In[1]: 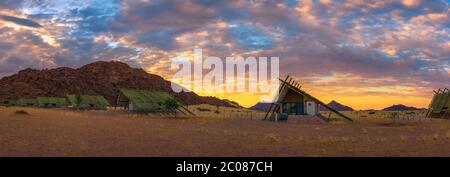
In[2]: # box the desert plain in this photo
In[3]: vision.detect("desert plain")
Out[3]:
[0,105,449,157]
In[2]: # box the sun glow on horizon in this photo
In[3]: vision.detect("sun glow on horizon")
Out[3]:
[0,0,447,110]
[200,90,432,110]
[163,72,433,110]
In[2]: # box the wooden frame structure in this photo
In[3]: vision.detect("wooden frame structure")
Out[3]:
[264,76,353,122]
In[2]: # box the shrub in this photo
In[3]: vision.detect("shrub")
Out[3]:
[196,107,211,112]
[15,110,29,115]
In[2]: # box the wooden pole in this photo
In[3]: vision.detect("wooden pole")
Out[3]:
[264,75,290,120]
[426,89,441,118]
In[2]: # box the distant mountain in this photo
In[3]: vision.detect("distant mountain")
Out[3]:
[249,102,272,112]
[0,61,239,107]
[382,104,420,111]
[363,109,378,111]
[320,100,355,111]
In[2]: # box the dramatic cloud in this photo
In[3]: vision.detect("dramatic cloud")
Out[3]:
[0,0,448,109]
[0,15,41,27]
[0,0,23,9]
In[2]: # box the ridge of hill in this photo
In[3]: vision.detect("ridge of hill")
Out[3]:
[0,61,240,107]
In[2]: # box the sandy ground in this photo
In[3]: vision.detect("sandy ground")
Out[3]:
[1,106,450,157]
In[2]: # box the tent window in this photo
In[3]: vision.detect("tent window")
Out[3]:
[282,103,297,115]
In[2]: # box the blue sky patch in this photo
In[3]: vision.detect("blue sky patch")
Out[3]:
[229,24,275,51]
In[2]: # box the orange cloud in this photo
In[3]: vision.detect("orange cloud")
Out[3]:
[427,13,448,22]
[402,0,421,8]
[296,0,319,26]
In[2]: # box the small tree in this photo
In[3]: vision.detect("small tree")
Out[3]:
[164,98,180,117]
[75,94,82,109]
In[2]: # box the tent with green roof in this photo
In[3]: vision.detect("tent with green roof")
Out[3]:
[117,88,194,115]
[0,99,16,107]
[17,99,38,107]
[36,97,66,108]
[427,88,449,119]
[67,95,109,110]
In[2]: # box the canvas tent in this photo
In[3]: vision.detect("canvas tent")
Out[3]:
[427,88,449,119]
[265,76,353,122]
[0,99,16,107]
[36,97,66,108]
[67,95,109,110]
[17,99,38,107]
[117,88,194,115]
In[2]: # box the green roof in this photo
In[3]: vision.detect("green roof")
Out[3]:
[439,92,449,111]
[67,95,109,109]
[36,97,66,107]
[0,99,16,106]
[431,93,443,113]
[119,88,180,112]
[447,95,450,107]
[429,89,450,115]
[433,92,449,113]
[17,99,38,107]
[429,93,439,108]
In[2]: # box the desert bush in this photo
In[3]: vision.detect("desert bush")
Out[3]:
[196,107,211,112]
[432,134,439,141]
[265,133,280,142]
[15,110,29,115]
[362,128,368,134]
[222,129,233,136]
[400,135,408,142]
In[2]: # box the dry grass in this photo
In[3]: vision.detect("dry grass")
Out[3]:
[0,106,449,157]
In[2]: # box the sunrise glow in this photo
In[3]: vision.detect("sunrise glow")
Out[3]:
[0,0,448,110]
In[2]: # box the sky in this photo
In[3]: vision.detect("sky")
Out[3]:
[0,0,449,109]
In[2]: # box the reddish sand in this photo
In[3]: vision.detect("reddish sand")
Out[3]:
[1,107,450,157]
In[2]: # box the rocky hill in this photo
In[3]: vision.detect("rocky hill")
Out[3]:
[382,104,419,111]
[319,100,355,111]
[249,102,272,112]
[0,61,239,107]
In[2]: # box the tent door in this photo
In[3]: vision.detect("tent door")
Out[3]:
[296,103,304,115]
[282,103,305,115]
[306,101,318,115]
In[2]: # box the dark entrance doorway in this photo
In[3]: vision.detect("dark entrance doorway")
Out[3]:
[282,102,305,115]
